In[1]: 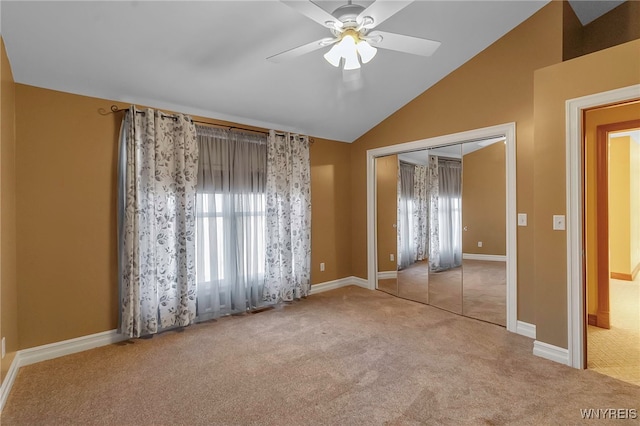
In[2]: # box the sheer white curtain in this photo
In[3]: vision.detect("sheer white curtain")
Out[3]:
[398,162,428,269]
[119,107,198,337]
[195,126,267,320]
[264,131,311,302]
[398,162,415,270]
[430,158,462,271]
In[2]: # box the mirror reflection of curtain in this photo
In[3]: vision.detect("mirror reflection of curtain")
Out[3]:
[429,157,462,272]
[413,165,428,261]
[398,162,415,270]
[398,161,429,270]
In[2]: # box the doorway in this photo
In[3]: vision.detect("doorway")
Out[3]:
[566,84,640,370]
[584,108,640,386]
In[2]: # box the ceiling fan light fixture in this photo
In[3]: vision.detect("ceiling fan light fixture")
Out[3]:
[339,35,361,70]
[343,52,361,70]
[323,32,367,70]
[356,40,377,64]
[323,43,342,67]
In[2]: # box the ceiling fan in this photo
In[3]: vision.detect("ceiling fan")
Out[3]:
[268,0,441,70]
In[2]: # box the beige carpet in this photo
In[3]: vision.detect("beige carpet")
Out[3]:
[588,277,640,386]
[2,286,638,425]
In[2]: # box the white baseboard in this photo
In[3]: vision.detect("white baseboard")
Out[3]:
[0,329,127,411]
[1,276,367,410]
[18,330,127,367]
[377,270,397,280]
[350,276,370,289]
[0,355,20,412]
[462,253,507,262]
[310,276,371,295]
[516,321,536,339]
[1,277,372,411]
[533,340,569,366]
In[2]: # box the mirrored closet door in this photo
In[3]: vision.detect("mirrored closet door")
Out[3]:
[396,152,434,306]
[374,139,507,326]
[423,145,464,314]
[461,140,507,326]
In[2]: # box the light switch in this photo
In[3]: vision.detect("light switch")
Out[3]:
[390,254,395,262]
[320,262,325,272]
[518,213,527,226]
[553,215,565,231]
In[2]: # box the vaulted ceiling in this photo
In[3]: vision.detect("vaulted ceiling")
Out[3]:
[2,0,611,142]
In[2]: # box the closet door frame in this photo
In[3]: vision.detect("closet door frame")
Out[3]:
[366,122,518,334]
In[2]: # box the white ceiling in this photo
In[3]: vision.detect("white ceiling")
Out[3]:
[1,1,552,142]
[567,0,625,25]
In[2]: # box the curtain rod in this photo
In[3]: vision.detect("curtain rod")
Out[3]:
[106,105,314,143]
[108,105,270,135]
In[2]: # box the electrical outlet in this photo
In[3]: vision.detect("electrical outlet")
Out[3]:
[477,241,483,248]
[2,337,5,359]
[390,254,394,262]
[320,262,325,272]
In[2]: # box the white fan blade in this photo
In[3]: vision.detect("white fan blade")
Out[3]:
[281,1,343,30]
[367,31,441,57]
[357,1,413,29]
[267,38,337,63]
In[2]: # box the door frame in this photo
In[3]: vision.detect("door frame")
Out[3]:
[593,119,640,330]
[366,122,518,333]
[565,84,640,369]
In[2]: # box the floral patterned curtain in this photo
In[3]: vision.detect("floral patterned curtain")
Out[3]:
[413,164,429,261]
[264,131,311,302]
[119,106,198,337]
[427,155,441,271]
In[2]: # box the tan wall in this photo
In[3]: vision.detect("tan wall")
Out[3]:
[583,103,640,315]
[310,138,352,284]
[375,155,398,272]
[15,85,122,348]
[462,143,506,255]
[1,37,19,382]
[533,39,640,348]
[350,2,564,324]
[14,84,350,348]
[608,136,631,275]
